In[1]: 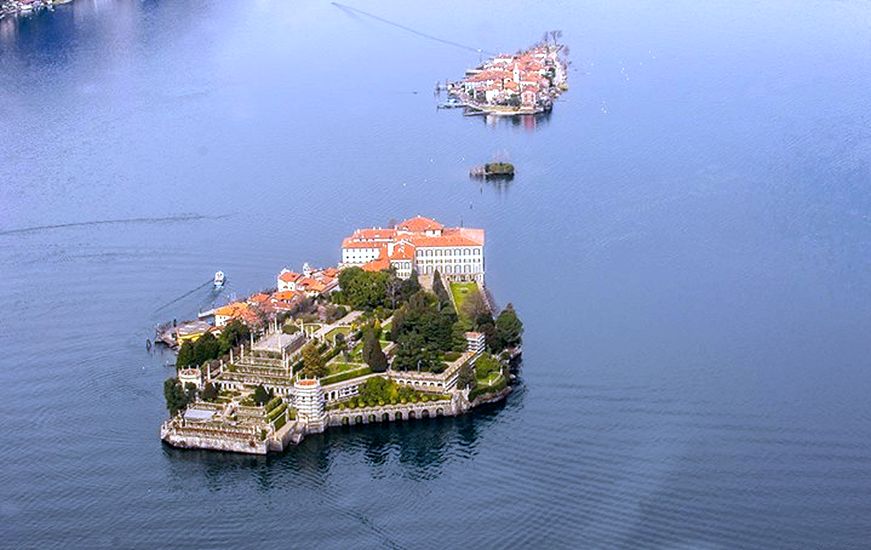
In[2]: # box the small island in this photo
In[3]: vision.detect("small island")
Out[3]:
[441,32,569,116]
[470,162,515,180]
[159,216,523,455]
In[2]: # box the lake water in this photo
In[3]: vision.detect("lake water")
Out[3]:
[2,0,871,547]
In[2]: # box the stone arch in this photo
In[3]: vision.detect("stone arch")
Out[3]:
[382,413,390,422]
[368,414,376,423]
[409,410,416,419]
[342,417,350,425]
[422,409,430,418]
[395,411,403,421]
[355,415,363,425]
[436,408,444,417]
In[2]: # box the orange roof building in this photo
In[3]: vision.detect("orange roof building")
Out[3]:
[341,216,485,283]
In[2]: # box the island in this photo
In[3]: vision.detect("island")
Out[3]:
[442,33,569,116]
[159,216,524,455]
[470,162,515,179]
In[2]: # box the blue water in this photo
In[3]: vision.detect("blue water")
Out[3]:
[2,1,871,547]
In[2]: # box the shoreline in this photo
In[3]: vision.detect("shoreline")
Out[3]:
[161,385,513,455]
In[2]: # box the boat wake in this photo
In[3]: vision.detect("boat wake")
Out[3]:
[0,213,230,237]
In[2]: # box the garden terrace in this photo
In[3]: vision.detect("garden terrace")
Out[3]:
[320,365,373,386]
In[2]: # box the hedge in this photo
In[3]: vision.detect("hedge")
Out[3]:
[272,414,287,431]
[320,366,372,385]
[265,396,283,413]
[267,403,287,422]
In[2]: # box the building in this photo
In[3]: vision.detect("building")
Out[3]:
[341,216,485,283]
[293,379,326,433]
[277,264,339,297]
[465,331,486,355]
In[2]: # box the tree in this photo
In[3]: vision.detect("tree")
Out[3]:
[479,321,500,353]
[400,270,421,300]
[300,342,327,378]
[496,304,523,349]
[253,384,272,406]
[193,332,220,366]
[219,319,250,354]
[163,378,190,416]
[362,328,388,373]
[201,382,218,402]
[335,267,390,310]
[432,270,451,307]
[390,290,456,356]
[176,342,195,368]
[392,332,435,372]
[457,363,476,390]
[461,288,490,326]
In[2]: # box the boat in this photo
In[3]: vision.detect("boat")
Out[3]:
[437,98,464,109]
[213,271,225,288]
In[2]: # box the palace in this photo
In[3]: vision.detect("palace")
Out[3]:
[340,216,485,283]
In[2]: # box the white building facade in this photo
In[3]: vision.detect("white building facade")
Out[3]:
[340,216,485,283]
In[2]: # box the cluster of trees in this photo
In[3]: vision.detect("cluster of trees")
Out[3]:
[390,279,465,372]
[332,267,421,311]
[356,376,421,405]
[175,319,250,369]
[163,379,220,415]
[461,289,523,354]
[163,379,197,415]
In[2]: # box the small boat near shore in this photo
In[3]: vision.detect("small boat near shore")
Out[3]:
[213,270,225,289]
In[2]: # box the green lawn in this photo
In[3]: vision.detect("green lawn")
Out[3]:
[327,361,367,376]
[450,282,478,316]
[324,326,351,344]
[477,371,502,387]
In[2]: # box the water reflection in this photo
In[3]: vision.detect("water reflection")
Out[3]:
[479,111,552,130]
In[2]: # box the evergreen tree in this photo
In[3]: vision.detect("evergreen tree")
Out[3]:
[432,270,451,307]
[193,331,220,366]
[219,319,250,354]
[201,382,218,402]
[253,384,272,406]
[457,363,477,390]
[163,378,190,416]
[175,342,195,368]
[362,328,388,373]
[400,270,422,300]
[495,304,524,348]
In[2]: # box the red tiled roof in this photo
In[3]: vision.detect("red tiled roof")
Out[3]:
[342,238,387,249]
[397,216,444,232]
[278,270,301,283]
[361,258,390,272]
[389,241,416,260]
